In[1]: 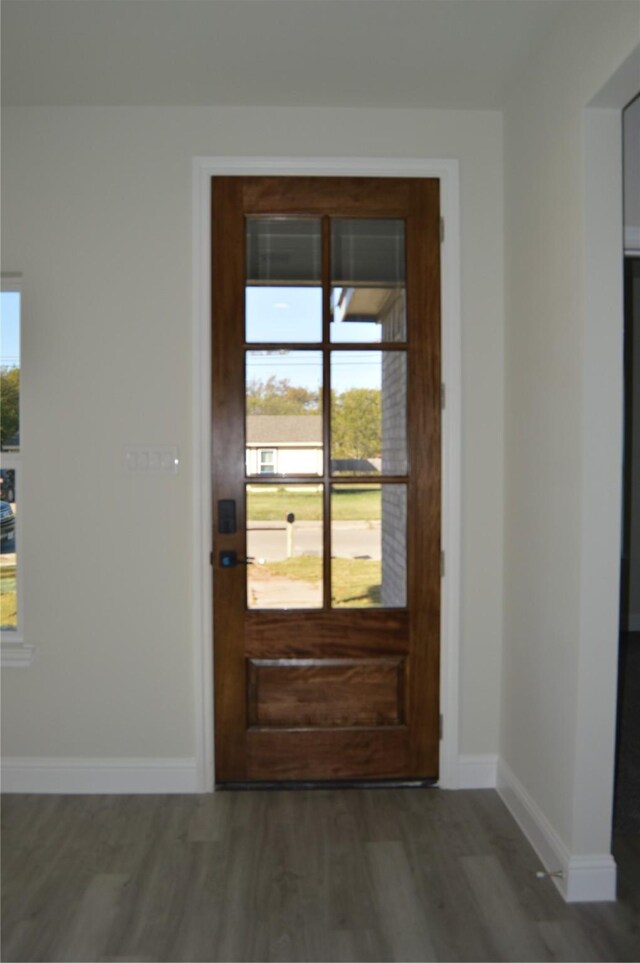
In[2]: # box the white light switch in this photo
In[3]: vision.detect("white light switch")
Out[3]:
[124,446,179,474]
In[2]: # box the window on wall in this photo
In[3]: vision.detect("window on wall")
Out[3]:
[259,449,276,474]
[1,280,30,664]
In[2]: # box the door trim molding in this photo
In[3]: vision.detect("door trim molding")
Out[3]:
[192,157,461,791]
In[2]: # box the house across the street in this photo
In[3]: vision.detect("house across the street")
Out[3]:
[246,414,382,475]
[246,415,322,476]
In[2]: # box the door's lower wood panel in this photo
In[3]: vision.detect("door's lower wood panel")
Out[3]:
[247,658,405,728]
[244,727,412,780]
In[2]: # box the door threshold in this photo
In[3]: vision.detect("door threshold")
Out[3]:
[217,778,438,791]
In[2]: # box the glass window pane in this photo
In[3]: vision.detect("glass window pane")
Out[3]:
[246,350,323,477]
[330,351,407,476]
[331,219,406,343]
[246,286,323,345]
[247,484,323,610]
[246,218,322,343]
[1,468,17,631]
[259,450,276,474]
[331,484,406,608]
[1,291,20,452]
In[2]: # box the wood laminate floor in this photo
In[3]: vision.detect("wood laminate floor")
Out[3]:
[2,789,639,962]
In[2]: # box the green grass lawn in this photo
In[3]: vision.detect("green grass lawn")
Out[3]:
[247,486,381,522]
[256,555,381,607]
[0,567,17,628]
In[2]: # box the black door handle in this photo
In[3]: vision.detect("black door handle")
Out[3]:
[219,550,254,568]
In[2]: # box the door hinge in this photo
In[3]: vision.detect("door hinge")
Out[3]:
[441,383,446,411]
[209,550,214,566]
[440,217,445,243]
[441,550,445,577]
[439,714,443,739]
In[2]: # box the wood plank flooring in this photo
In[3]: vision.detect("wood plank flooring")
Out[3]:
[2,789,639,962]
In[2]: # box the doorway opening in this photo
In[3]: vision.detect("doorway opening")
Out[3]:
[613,93,640,836]
[192,157,461,792]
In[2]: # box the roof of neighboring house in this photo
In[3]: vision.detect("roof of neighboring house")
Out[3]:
[246,415,322,445]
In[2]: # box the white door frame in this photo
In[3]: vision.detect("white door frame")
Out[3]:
[191,157,461,791]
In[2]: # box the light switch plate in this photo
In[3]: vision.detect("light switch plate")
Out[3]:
[124,446,179,474]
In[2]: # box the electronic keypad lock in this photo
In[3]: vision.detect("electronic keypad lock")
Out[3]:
[218,499,237,534]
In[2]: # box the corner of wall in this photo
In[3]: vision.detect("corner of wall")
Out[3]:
[497,758,617,903]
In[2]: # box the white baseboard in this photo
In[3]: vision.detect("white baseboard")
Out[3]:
[497,758,616,903]
[563,854,618,902]
[457,753,498,789]
[1,757,199,794]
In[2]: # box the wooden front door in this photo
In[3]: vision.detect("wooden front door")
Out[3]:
[212,177,441,783]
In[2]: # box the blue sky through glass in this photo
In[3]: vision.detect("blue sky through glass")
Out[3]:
[247,350,322,399]
[246,287,322,343]
[247,350,380,394]
[246,287,380,392]
[0,292,20,369]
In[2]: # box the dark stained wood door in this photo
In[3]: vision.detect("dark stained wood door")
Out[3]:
[212,177,441,782]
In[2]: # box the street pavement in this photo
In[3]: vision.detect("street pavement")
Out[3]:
[247,520,380,562]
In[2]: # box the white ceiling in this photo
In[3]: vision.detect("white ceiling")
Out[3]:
[2,0,588,109]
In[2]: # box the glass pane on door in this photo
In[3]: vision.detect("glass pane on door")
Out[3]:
[246,350,323,477]
[331,218,406,343]
[247,484,323,609]
[331,483,407,608]
[330,351,407,475]
[246,218,322,343]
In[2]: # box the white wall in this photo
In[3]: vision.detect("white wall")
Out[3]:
[502,0,640,871]
[1,105,504,764]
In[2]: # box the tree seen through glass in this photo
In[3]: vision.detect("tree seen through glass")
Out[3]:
[1,290,20,630]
